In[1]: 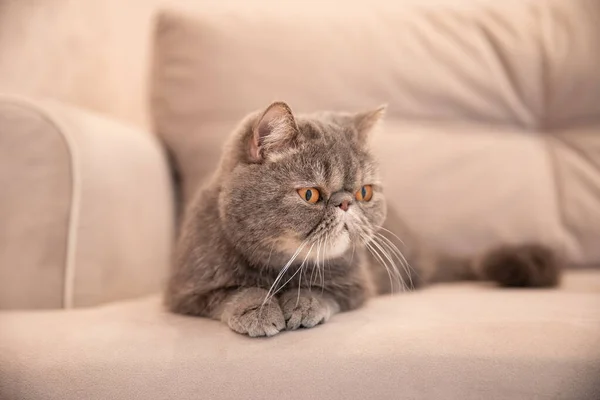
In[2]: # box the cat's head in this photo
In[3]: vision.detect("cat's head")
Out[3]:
[218,102,387,267]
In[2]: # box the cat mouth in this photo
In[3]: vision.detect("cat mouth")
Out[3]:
[343,223,349,232]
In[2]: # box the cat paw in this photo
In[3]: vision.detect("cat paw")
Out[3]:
[227,297,285,338]
[280,290,333,330]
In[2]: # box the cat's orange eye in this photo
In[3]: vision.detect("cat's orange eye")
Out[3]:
[297,188,320,204]
[355,185,373,202]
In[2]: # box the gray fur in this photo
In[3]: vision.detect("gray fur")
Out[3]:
[165,102,562,337]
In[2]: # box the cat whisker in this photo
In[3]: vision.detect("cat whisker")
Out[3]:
[310,237,321,290]
[266,243,275,267]
[368,235,401,277]
[261,240,309,309]
[321,233,328,294]
[374,225,407,246]
[362,236,396,294]
[375,232,416,289]
[296,242,315,306]
[377,238,412,290]
[313,242,318,286]
[297,254,304,305]
[300,251,310,295]
[370,235,407,292]
[362,230,409,293]
[267,242,314,302]
[366,222,418,290]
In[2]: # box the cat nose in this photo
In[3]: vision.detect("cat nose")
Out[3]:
[330,192,353,212]
[339,200,350,212]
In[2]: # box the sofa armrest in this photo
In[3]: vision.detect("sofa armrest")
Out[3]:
[0,95,175,310]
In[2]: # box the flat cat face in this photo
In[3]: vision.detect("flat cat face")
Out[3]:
[219,102,387,268]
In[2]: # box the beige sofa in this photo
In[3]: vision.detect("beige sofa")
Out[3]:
[1,0,600,399]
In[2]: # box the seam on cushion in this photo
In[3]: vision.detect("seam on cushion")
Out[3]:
[542,134,580,259]
[0,95,81,309]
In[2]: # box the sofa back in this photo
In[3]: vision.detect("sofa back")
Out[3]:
[152,0,600,264]
[0,0,162,128]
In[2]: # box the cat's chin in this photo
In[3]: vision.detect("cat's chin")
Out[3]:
[322,229,351,259]
[276,229,352,264]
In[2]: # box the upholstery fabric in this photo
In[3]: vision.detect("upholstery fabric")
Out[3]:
[1,1,599,398]
[0,99,72,309]
[0,96,175,309]
[1,270,599,400]
[0,0,163,128]
[152,0,600,264]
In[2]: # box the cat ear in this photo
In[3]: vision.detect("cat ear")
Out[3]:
[353,105,387,143]
[250,101,298,162]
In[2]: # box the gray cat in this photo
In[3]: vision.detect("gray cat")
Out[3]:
[165,102,561,337]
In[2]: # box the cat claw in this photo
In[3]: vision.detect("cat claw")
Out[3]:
[281,290,332,330]
[228,301,285,337]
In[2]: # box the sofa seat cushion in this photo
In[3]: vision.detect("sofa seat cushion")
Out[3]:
[1,270,599,400]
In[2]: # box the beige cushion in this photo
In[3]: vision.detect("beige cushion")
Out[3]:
[0,96,174,309]
[1,270,599,400]
[152,0,600,264]
[0,0,163,128]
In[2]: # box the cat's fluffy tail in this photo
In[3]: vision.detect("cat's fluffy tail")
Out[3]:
[421,243,563,288]
[369,238,564,293]
[372,209,563,292]
[473,243,562,287]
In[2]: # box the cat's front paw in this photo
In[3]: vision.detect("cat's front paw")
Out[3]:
[280,289,334,330]
[227,296,285,338]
